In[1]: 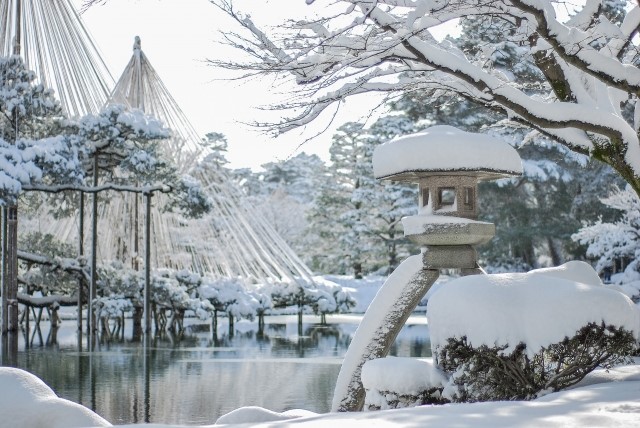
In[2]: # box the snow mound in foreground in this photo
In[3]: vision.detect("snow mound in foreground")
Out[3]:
[0,367,111,428]
[216,406,317,424]
[427,261,640,357]
[3,359,640,428]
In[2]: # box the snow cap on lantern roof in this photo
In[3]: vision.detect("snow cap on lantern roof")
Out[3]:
[373,125,523,182]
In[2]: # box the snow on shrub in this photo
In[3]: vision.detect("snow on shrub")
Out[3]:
[362,357,448,410]
[427,261,640,402]
[94,297,133,320]
[265,277,356,319]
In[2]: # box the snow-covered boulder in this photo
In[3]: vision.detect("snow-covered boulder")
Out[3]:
[0,367,111,428]
[362,356,447,410]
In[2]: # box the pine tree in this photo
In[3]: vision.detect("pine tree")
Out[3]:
[359,116,418,273]
[0,55,77,332]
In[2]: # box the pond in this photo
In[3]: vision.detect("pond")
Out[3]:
[0,314,431,425]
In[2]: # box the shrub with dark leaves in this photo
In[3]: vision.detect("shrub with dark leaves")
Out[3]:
[436,322,637,402]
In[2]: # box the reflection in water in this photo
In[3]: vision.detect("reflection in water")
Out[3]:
[0,316,431,425]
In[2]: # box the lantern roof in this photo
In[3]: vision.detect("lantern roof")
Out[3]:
[373,126,523,182]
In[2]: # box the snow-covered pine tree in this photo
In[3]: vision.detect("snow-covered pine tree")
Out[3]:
[308,117,419,276]
[234,152,329,264]
[386,12,626,271]
[572,184,640,282]
[308,122,370,277]
[358,115,418,274]
[0,55,83,332]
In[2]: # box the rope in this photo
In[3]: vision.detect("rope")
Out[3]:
[3,0,315,285]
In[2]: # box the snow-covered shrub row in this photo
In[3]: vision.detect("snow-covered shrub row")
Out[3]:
[94,263,355,328]
[264,276,356,317]
[427,262,640,402]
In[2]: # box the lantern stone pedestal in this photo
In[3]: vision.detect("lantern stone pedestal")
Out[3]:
[331,126,522,412]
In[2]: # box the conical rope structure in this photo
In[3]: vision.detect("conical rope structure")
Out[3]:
[3,0,316,287]
[102,37,316,285]
[0,0,114,116]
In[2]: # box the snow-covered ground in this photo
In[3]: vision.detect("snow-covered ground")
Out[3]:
[2,361,640,428]
[3,263,640,428]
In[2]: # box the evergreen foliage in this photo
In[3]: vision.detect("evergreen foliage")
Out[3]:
[0,56,82,204]
[437,322,637,402]
[19,232,78,296]
[572,184,640,276]
[307,117,418,276]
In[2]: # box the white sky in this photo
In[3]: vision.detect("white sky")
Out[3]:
[71,0,374,170]
[75,0,458,170]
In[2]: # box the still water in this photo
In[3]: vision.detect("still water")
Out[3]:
[1,315,431,425]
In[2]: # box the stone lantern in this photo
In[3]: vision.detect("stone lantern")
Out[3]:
[373,125,523,269]
[332,125,523,412]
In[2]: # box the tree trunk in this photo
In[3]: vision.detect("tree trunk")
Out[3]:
[77,191,84,333]
[132,306,143,340]
[257,313,264,335]
[2,209,7,334]
[353,261,363,280]
[547,237,565,266]
[387,240,397,275]
[228,313,234,336]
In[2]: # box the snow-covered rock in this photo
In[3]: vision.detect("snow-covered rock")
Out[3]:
[0,367,111,428]
[362,356,447,409]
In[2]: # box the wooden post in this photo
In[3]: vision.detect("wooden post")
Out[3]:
[6,206,18,332]
[78,191,84,333]
[3,0,22,335]
[89,157,98,335]
[1,209,7,334]
[144,192,152,334]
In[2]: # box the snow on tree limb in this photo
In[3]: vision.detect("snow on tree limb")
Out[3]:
[212,0,640,192]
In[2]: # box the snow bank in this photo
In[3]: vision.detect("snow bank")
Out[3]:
[427,261,640,357]
[372,125,522,179]
[3,362,640,428]
[124,380,640,427]
[0,367,111,428]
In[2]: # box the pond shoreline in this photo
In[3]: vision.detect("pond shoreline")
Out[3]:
[1,314,431,425]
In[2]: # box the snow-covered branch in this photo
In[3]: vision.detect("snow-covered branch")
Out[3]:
[18,250,90,283]
[16,293,78,308]
[22,182,170,195]
[212,0,640,195]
